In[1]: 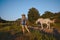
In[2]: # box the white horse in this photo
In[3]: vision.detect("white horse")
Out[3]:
[36,18,55,29]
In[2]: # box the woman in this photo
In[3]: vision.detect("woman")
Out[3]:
[21,14,30,33]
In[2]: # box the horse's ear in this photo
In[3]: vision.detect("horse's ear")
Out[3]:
[53,19,56,21]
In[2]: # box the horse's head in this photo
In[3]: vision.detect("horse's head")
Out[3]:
[50,19,56,24]
[52,19,56,23]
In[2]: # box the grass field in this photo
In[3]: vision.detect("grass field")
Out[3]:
[0,23,60,40]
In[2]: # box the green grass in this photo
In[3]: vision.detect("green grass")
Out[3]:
[0,23,60,40]
[54,23,60,31]
[0,23,22,34]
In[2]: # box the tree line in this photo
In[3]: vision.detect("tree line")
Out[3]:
[0,7,60,24]
[28,7,60,24]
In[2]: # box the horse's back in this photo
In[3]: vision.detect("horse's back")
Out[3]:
[36,18,51,23]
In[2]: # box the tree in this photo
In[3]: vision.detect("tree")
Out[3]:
[54,12,60,19]
[28,7,40,23]
[53,12,60,23]
[41,11,54,19]
[0,17,6,23]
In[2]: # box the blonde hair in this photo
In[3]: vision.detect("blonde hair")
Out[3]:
[22,14,25,16]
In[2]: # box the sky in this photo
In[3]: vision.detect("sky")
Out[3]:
[0,0,60,21]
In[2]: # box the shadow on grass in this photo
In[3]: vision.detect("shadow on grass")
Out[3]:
[0,32,13,40]
[0,28,60,40]
[53,28,60,40]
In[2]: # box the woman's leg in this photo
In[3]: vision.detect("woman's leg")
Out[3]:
[22,25,25,33]
[25,25,30,33]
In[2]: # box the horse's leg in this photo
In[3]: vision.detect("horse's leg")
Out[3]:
[48,24,50,29]
[41,23,43,29]
[47,23,50,29]
[47,24,48,29]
